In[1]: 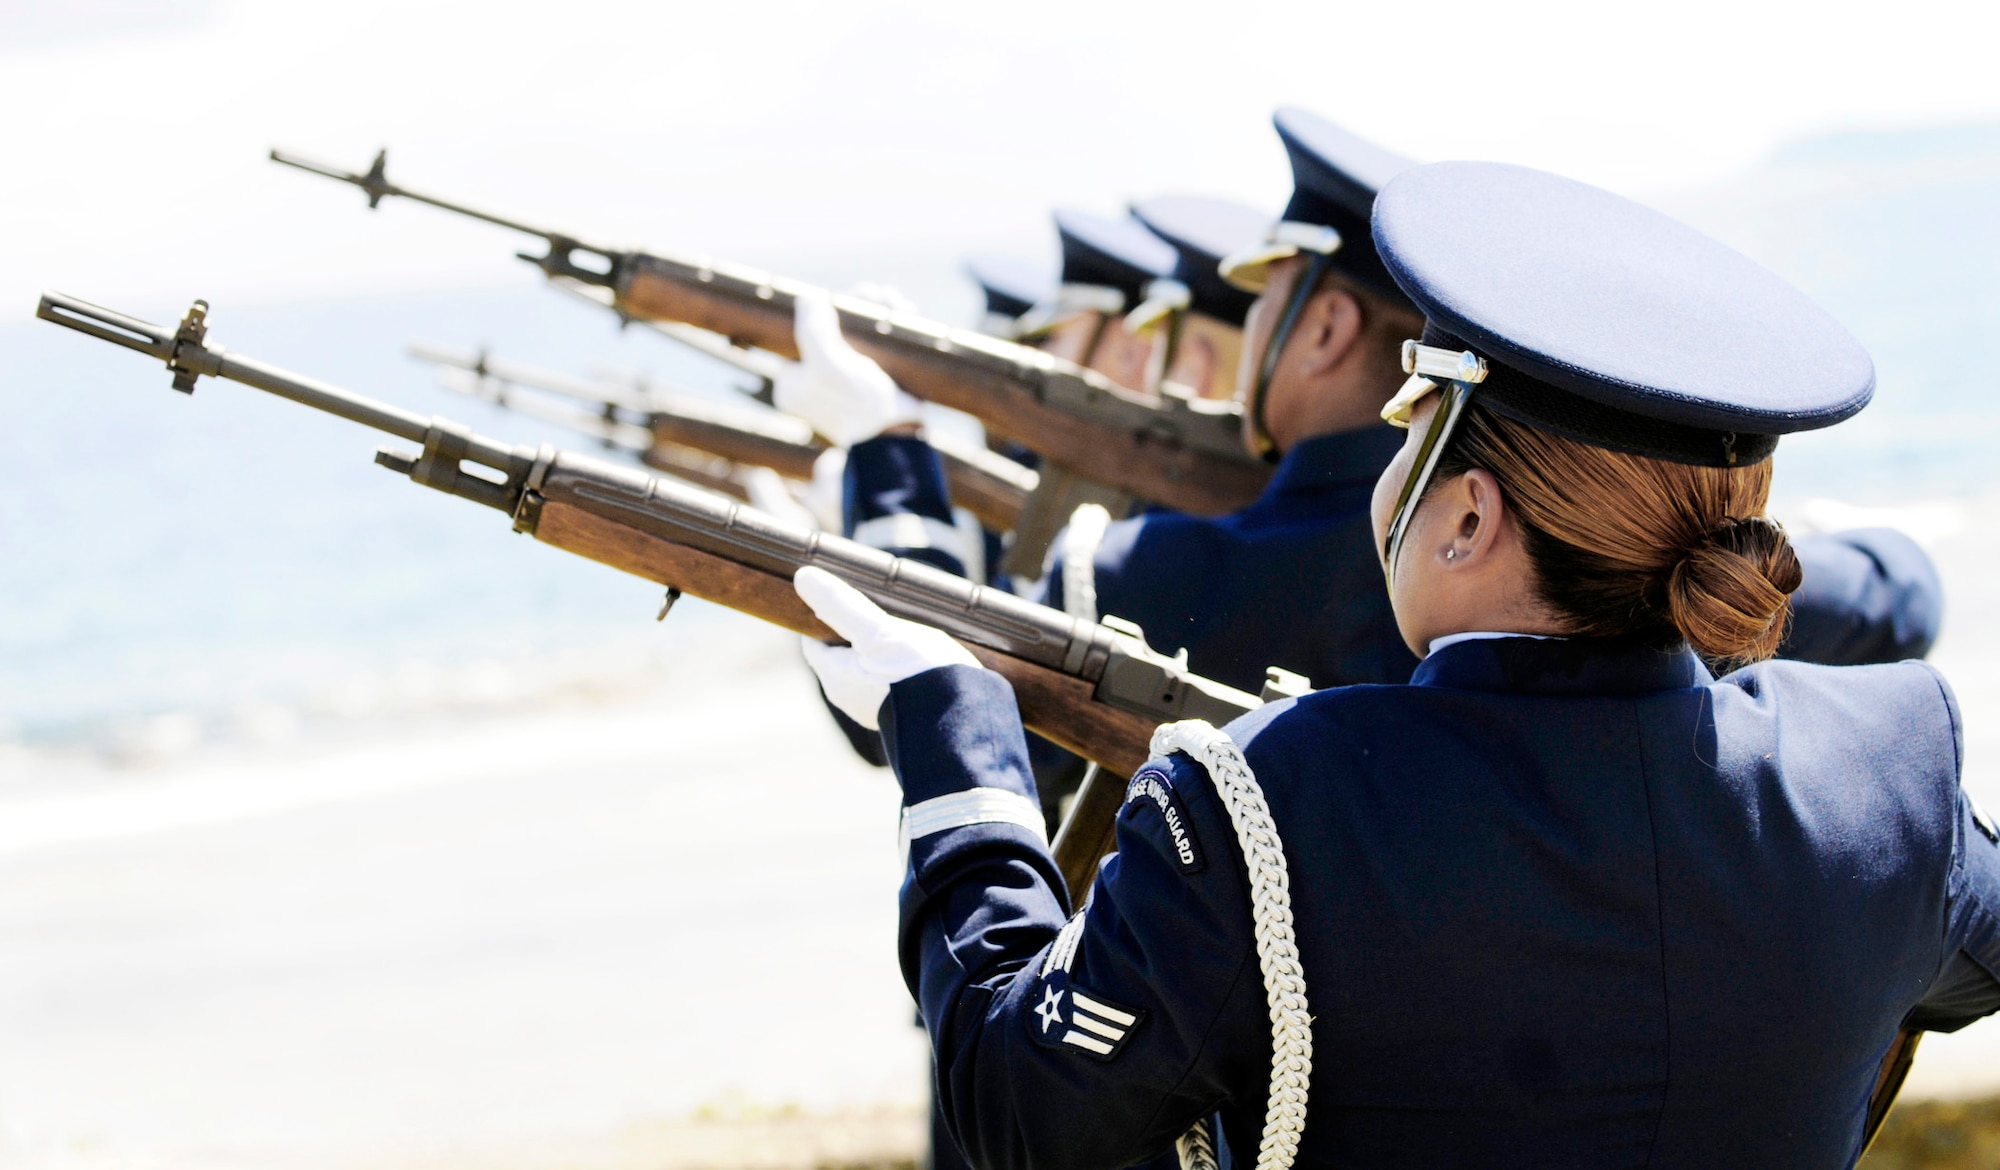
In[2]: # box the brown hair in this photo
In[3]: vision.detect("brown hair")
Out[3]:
[1430,403,1803,665]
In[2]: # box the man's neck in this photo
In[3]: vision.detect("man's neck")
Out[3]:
[1267,371,1400,453]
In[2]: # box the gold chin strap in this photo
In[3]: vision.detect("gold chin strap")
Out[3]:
[1124,278,1190,334]
[1379,341,1490,593]
[1244,251,1332,461]
[1218,221,1344,294]
[1126,279,1190,392]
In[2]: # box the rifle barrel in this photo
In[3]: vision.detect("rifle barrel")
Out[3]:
[410,341,659,416]
[39,291,435,444]
[271,148,622,286]
[270,149,560,242]
[647,318,787,382]
[431,367,655,452]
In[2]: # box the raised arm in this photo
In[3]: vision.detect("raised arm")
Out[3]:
[1781,529,1943,665]
[796,570,1267,1170]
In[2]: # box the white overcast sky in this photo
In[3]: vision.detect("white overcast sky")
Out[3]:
[2,0,1998,316]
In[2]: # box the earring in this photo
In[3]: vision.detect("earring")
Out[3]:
[1445,548,1458,560]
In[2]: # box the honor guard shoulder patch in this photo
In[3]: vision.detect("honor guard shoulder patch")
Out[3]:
[1125,767,1205,873]
[1028,968,1146,1062]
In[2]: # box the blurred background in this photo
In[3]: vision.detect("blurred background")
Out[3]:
[3,1,2000,1166]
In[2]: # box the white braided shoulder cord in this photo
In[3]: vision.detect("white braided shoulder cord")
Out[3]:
[1061,502,1113,622]
[1150,720,1313,1170]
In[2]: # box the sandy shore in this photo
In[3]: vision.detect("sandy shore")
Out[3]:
[0,616,928,1169]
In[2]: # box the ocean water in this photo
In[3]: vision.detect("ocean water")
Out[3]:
[3,123,2000,759]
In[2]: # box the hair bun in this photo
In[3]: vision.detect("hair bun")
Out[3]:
[1664,517,1803,663]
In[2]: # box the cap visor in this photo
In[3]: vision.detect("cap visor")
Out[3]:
[1218,241,1299,293]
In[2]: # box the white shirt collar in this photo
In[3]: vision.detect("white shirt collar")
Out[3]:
[1425,630,1558,657]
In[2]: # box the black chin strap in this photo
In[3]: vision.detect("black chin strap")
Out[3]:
[1246,252,1333,464]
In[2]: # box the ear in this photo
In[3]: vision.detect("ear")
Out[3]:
[1446,469,1509,564]
[1291,285,1365,377]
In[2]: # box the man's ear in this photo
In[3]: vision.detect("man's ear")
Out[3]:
[1292,286,1365,377]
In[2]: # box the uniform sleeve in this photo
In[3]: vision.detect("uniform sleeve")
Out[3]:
[1780,529,1943,665]
[844,434,967,576]
[1913,788,2000,1030]
[823,434,967,765]
[1910,665,2000,1031]
[878,665,1268,1170]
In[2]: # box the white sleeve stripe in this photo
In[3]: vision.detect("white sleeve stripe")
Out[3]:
[898,787,1047,857]
[853,513,965,556]
[1070,992,1137,1026]
[1070,1013,1125,1040]
[1041,910,1088,977]
[1061,1030,1115,1055]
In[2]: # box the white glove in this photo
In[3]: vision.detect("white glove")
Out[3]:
[775,290,922,447]
[794,566,980,730]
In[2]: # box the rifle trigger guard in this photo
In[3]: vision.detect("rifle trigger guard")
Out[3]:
[411,417,474,492]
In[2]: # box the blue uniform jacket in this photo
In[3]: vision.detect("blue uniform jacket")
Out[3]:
[842,436,1944,691]
[879,637,2000,1169]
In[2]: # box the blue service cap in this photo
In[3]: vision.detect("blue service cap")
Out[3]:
[1129,195,1269,327]
[962,253,1053,321]
[1053,207,1176,307]
[1220,107,1416,305]
[1373,161,1875,467]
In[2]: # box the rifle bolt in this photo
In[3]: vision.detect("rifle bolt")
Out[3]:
[656,587,683,622]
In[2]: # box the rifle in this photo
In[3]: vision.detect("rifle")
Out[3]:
[268,149,1269,518]
[39,291,1286,897]
[413,343,1037,533]
[414,348,756,502]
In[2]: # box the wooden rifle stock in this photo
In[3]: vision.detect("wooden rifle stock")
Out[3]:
[1860,1029,1922,1155]
[528,498,1158,778]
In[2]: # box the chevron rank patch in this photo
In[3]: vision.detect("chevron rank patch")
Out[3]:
[1125,767,1205,873]
[1028,969,1145,1062]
